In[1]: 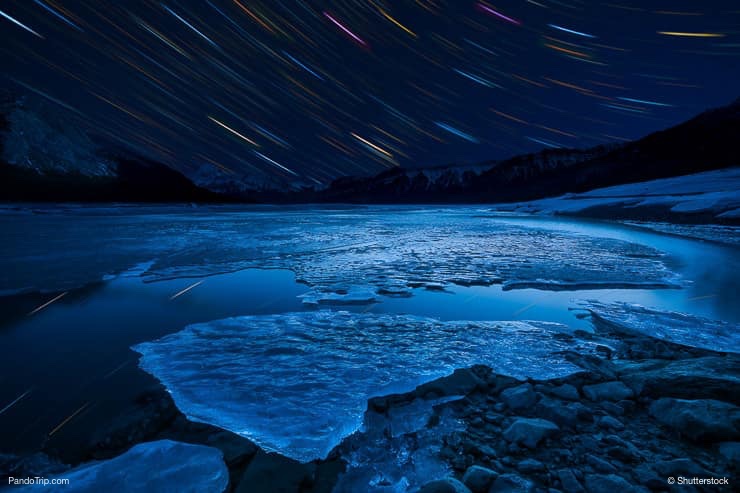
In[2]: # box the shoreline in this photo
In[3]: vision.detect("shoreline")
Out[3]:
[4,309,737,492]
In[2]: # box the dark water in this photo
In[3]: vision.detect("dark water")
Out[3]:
[0,207,737,458]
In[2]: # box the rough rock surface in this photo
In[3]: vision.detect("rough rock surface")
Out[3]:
[649,398,740,442]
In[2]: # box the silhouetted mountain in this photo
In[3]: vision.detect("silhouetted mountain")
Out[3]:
[319,98,740,203]
[0,92,224,203]
[2,91,738,205]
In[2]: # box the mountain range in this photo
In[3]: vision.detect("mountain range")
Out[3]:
[318,97,740,203]
[1,90,738,214]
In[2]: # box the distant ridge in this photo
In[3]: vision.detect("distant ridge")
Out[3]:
[1,89,738,205]
[0,92,224,203]
[317,97,740,204]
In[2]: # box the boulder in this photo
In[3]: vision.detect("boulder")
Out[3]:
[585,454,617,474]
[204,430,258,466]
[719,442,740,463]
[462,465,498,493]
[416,368,485,398]
[535,397,587,428]
[557,468,585,493]
[517,459,545,473]
[649,398,740,443]
[503,418,559,449]
[599,402,623,416]
[582,382,633,402]
[617,356,740,405]
[583,474,644,493]
[236,450,314,493]
[419,477,472,493]
[598,416,624,431]
[654,458,709,478]
[549,384,580,401]
[489,473,535,493]
[500,384,538,411]
[633,464,663,491]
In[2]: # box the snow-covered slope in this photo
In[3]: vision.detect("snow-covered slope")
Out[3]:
[493,168,740,227]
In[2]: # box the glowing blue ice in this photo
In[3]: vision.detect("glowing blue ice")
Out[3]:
[133,311,598,462]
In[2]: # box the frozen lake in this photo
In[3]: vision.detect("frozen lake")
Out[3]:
[0,205,738,462]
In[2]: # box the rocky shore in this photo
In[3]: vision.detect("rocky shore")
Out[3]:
[2,312,737,492]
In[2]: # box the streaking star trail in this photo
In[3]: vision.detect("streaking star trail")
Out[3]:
[0,0,737,185]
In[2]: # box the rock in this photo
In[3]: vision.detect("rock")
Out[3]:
[503,418,559,449]
[416,368,485,399]
[649,398,740,442]
[205,431,259,466]
[583,474,643,493]
[719,442,740,463]
[464,440,497,458]
[563,353,617,380]
[617,356,740,404]
[500,384,538,411]
[601,435,643,464]
[549,384,580,401]
[633,464,663,491]
[312,458,345,493]
[487,374,525,394]
[517,459,545,473]
[654,458,708,478]
[419,477,472,493]
[552,449,574,463]
[535,397,581,428]
[598,416,624,431]
[616,400,635,415]
[600,402,623,416]
[585,454,617,474]
[582,382,633,402]
[462,465,498,493]
[557,469,585,493]
[605,446,641,464]
[236,451,314,493]
[489,473,535,493]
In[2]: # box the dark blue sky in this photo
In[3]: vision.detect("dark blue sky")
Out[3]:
[2,1,739,184]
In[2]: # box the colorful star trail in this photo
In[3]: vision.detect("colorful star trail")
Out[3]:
[1,1,738,185]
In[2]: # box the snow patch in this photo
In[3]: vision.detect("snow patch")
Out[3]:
[492,168,740,221]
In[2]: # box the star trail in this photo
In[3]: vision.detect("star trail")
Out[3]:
[1,1,738,186]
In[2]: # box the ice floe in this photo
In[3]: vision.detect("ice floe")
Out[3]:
[623,221,740,247]
[133,311,599,462]
[10,440,228,493]
[578,301,740,354]
[333,397,465,493]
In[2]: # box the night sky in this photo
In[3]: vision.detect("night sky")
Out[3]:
[2,1,739,185]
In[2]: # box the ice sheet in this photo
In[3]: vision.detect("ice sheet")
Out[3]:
[0,207,679,299]
[579,300,740,354]
[133,311,597,462]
